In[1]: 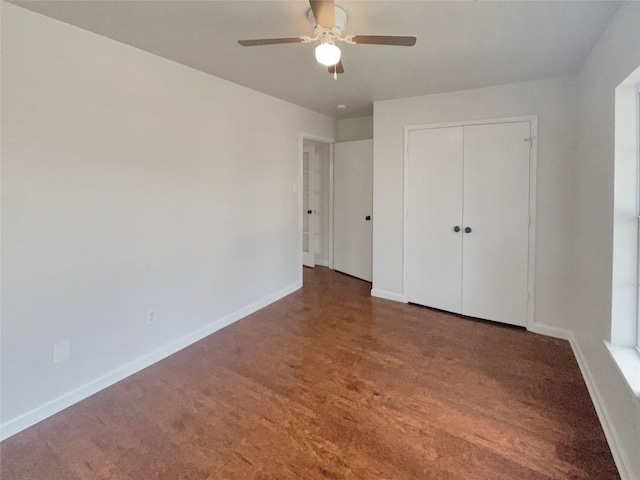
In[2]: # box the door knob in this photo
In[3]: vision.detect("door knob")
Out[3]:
[307,210,312,214]
[453,226,460,232]
[365,216,371,221]
[465,227,472,233]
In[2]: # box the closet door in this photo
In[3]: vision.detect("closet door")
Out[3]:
[462,122,531,326]
[407,127,464,312]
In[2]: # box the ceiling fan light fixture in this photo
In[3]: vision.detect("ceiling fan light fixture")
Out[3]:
[315,42,341,67]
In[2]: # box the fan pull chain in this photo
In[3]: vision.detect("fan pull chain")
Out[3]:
[334,69,337,80]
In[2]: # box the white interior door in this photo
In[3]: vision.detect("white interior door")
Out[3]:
[334,139,373,282]
[407,127,464,312]
[302,146,317,267]
[461,122,531,326]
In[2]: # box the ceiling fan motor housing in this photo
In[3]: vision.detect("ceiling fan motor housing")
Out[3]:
[307,5,348,39]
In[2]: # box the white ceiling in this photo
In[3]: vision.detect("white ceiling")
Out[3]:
[11,0,620,118]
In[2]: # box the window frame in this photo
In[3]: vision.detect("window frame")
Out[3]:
[607,66,640,398]
[637,87,640,350]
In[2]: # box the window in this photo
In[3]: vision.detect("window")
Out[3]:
[608,65,640,396]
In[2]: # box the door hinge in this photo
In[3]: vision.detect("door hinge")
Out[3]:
[406,208,409,217]
[529,215,532,226]
[406,271,409,280]
[524,138,532,151]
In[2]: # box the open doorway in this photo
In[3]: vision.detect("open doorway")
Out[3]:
[301,137,333,274]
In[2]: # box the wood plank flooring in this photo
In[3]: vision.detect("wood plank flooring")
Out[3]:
[1,267,618,479]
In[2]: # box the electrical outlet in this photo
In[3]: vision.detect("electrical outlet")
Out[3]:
[52,340,70,364]
[146,309,156,325]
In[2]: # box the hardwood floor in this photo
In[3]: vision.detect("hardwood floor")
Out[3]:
[1,267,618,479]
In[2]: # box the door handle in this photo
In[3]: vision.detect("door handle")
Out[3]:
[453,226,460,232]
[307,210,312,214]
[365,216,371,221]
[465,227,472,233]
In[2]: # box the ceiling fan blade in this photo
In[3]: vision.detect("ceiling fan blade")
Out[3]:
[328,60,344,74]
[309,0,335,28]
[350,35,417,46]
[238,37,305,46]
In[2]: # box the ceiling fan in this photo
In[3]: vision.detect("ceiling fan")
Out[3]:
[238,0,417,79]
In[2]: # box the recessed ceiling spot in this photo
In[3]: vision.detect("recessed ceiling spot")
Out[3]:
[337,104,347,109]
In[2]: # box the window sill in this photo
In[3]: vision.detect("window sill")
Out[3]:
[605,341,640,400]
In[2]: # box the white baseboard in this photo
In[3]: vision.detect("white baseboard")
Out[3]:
[527,322,570,340]
[0,281,302,441]
[315,259,329,267]
[370,288,406,303]
[568,332,634,480]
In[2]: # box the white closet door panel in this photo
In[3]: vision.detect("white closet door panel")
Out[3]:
[334,140,373,282]
[407,127,464,312]
[462,122,530,326]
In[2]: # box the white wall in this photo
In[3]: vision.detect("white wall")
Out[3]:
[336,116,373,142]
[572,3,640,478]
[372,77,577,333]
[1,3,334,437]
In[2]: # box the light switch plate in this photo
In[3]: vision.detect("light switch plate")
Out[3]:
[52,340,70,364]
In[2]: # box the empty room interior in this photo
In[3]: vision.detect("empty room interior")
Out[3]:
[2,0,640,479]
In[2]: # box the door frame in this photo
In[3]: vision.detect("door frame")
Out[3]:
[403,115,538,331]
[299,133,335,285]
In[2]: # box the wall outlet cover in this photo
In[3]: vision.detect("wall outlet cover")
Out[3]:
[52,340,70,364]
